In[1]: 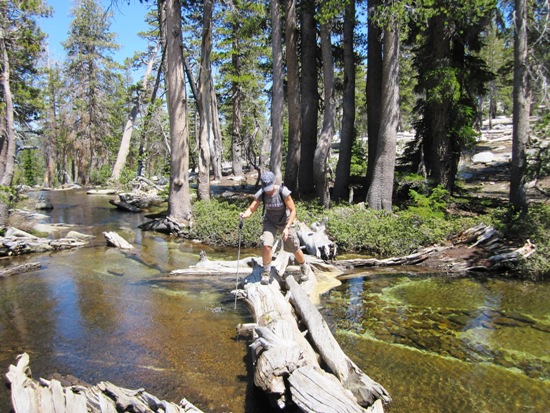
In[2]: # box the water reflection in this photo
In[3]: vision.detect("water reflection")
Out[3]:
[0,190,263,413]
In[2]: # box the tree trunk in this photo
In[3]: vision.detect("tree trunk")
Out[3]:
[366,20,400,211]
[299,0,318,199]
[111,44,159,182]
[314,19,335,208]
[165,0,192,223]
[365,0,383,192]
[510,0,530,213]
[231,31,244,177]
[284,0,301,193]
[270,0,284,180]
[333,0,356,202]
[422,15,453,190]
[210,76,223,180]
[197,0,213,201]
[0,36,17,187]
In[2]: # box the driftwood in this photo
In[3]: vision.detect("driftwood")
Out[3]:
[335,246,444,269]
[109,191,165,212]
[5,353,204,413]
[0,227,89,257]
[87,189,118,195]
[139,215,188,237]
[232,249,389,412]
[286,275,391,406]
[297,218,337,260]
[0,262,41,278]
[103,231,134,250]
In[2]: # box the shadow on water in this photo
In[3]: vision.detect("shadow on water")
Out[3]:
[1,189,549,412]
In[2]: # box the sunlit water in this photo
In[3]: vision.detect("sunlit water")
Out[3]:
[323,274,550,413]
[1,189,549,412]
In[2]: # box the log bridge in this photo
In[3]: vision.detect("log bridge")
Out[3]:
[5,230,391,412]
[230,249,391,412]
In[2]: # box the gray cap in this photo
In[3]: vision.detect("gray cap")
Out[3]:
[261,171,275,192]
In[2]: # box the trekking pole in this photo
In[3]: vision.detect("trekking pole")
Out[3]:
[234,216,244,310]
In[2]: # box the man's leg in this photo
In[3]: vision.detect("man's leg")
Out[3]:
[260,223,276,284]
[294,249,310,282]
[261,245,273,284]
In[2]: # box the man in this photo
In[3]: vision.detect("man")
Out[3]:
[240,171,310,285]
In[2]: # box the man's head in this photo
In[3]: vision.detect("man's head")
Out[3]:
[261,171,275,192]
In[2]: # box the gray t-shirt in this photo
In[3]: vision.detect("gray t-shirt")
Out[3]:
[254,185,291,227]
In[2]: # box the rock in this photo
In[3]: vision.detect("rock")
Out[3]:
[472,151,495,164]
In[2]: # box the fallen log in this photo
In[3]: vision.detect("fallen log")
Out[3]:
[0,227,89,257]
[335,246,444,269]
[286,275,391,406]
[103,231,134,250]
[0,262,41,278]
[233,250,389,412]
[5,353,204,413]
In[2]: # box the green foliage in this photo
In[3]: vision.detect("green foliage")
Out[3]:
[490,204,550,280]
[189,197,263,247]
[408,185,449,219]
[89,164,113,186]
[527,113,550,181]
[0,185,17,208]
[349,138,367,177]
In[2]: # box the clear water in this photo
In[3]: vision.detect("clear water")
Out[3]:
[322,275,550,413]
[1,189,549,412]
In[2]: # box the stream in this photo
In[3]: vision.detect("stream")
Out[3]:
[0,189,548,412]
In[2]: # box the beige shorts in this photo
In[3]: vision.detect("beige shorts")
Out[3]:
[261,220,300,253]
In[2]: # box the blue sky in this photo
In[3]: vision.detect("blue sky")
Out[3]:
[40,0,151,64]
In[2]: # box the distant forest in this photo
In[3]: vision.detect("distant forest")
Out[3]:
[1,0,548,226]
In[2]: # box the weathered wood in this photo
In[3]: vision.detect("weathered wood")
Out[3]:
[287,365,366,413]
[0,262,41,278]
[335,246,443,268]
[103,231,134,250]
[5,353,204,413]
[233,248,387,412]
[286,275,391,406]
[297,219,337,260]
[0,228,88,257]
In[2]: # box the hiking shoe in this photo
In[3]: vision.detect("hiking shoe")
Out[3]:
[261,268,270,285]
[300,264,309,282]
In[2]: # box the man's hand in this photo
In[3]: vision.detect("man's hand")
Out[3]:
[282,227,289,241]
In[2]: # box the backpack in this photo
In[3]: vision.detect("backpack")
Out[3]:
[261,185,284,217]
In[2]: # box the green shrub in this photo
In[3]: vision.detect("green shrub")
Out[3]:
[189,197,263,247]
[491,203,550,280]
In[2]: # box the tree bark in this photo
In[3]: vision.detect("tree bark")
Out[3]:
[210,76,223,180]
[510,0,530,213]
[0,36,17,187]
[422,15,453,190]
[333,0,356,202]
[299,0,318,199]
[314,19,335,208]
[197,0,214,201]
[111,43,159,183]
[231,30,244,177]
[165,0,192,223]
[270,0,284,180]
[365,0,383,192]
[284,0,301,193]
[367,20,399,211]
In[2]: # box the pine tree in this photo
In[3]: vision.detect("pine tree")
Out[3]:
[63,0,121,185]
